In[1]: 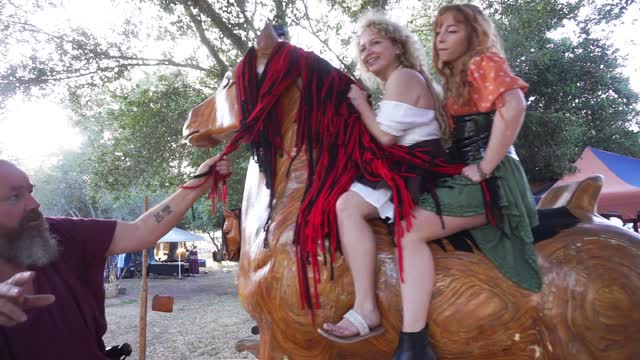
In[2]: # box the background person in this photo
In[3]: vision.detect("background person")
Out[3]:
[0,155,230,359]
[188,245,199,275]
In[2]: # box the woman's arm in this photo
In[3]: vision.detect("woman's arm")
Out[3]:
[348,85,396,146]
[348,69,433,147]
[462,88,526,181]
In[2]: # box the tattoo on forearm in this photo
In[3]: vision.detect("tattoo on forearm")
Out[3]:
[153,205,174,224]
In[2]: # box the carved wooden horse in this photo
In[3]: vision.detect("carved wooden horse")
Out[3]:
[222,207,241,261]
[184,25,640,359]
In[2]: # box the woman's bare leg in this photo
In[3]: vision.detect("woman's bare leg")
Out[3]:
[398,208,486,332]
[322,190,381,337]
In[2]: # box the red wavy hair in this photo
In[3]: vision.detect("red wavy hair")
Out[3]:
[433,4,505,108]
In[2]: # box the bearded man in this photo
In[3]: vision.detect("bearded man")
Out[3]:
[0,157,229,360]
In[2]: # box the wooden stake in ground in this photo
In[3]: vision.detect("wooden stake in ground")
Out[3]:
[138,196,149,360]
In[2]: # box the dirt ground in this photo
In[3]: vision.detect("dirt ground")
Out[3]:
[103,262,257,360]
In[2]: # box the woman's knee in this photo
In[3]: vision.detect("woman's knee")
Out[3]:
[396,233,425,253]
[336,191,367,219]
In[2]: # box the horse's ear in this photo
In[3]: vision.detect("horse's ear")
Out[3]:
[222,207,232,217]
[567,175,603,214]
[256,22,278,51]
[538,182,578,209]
[538,175,604,212]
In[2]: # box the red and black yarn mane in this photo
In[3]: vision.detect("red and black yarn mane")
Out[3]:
[215,42,464,314]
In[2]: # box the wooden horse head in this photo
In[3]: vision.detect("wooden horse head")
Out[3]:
[184,23,279,148]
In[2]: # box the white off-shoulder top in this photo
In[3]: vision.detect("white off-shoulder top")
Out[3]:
[350,100,441,221]
[376,100,440,146]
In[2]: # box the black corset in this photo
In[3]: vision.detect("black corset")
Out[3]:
[449,112,494,164]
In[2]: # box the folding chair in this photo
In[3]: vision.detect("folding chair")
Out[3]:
[132,260,143,278]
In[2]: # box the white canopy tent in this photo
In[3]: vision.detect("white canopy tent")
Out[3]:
[157,228,207,278]
[158,227,206,243]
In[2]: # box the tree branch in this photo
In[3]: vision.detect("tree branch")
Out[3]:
[109,56,211,72]
[183,3,229,78]
[4,60,207,87]
[293,0,356,76]
[190,0,249,53]
[235,0,258,38]
[272,0,287,26]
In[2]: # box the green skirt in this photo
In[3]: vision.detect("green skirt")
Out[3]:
[419,155,542,292]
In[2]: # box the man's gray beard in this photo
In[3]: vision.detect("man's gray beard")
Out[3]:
[0,216,59,267]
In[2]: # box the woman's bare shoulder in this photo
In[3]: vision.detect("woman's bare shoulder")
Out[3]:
[389,68,426,86]
[385,68,430,106]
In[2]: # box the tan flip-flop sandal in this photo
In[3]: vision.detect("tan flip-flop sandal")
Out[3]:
[317,309,384,344]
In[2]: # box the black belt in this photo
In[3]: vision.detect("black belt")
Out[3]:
[404,139,448,202]
[450,112,494,164]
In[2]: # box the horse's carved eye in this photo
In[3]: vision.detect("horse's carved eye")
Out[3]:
[221,77,230,89]
[220,72,232,89]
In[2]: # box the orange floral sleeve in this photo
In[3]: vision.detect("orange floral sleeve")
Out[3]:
[467,53,528,112]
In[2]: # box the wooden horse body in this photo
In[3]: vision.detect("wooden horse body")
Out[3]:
[184,26,640,359]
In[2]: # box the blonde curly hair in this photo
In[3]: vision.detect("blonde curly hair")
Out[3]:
[354,11,450,140]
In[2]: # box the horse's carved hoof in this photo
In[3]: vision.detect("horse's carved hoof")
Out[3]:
[235,337,259,356]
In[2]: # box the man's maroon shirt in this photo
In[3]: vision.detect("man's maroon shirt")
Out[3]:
[0,217,116,360]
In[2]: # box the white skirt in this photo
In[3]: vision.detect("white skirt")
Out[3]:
[349,181,395,222]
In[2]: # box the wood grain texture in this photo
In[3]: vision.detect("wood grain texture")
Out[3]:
[184,26,640,360]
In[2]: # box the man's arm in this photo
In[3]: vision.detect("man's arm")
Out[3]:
[107,155,230,256]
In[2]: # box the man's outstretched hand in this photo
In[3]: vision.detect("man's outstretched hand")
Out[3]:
[195,154,232,178]
[0,271,55,327]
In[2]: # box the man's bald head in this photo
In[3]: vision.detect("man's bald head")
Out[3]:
[0,160,27,187]
[0,159,34,211]
[0,159,58,266]
[0,159,20,171]
[0,159,34,221]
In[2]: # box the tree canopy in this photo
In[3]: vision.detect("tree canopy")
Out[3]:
[2,0,639,228]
